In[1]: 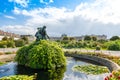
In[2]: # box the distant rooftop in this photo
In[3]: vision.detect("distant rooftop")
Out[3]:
[0,30,20,38]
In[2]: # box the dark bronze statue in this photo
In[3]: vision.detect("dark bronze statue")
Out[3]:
[35,26,49,41]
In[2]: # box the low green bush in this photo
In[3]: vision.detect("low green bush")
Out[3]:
[7,40,15,48]
[15,40,66,69]
[5,52,12,54]
[14,39,25,47]
[96,45,101,50]
[108,41,120,51]
[0,75,34,80]
[0,41,7,48]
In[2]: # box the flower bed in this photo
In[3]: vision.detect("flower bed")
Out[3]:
[104,70,120,80]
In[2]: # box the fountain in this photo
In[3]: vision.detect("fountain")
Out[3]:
[0,26,110,80]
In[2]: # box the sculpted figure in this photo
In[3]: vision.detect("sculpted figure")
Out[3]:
[35,26,49,41]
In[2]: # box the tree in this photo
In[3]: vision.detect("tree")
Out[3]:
[14,39,25,47]
[92,36,97,41]
[21,36,29,44]
[108,42,120,51]
[2,36,8,41]
[69,37,75,41]
[84,36,91,41]
[62,36,69,41]
[110,36,119,41]
[9,37,14,41]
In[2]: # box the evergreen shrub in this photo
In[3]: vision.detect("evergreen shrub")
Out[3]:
[15,40,66,69]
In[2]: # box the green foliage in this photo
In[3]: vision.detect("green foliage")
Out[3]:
[110,36,119,41]
[15,46,29,65]
[2,36,8,41]
[107,41,120,51]
[0,62,5,66]
[8,37,14,41]
[65,51,120,66]
[96,45,101,50]
[21,36,29,44]
[14,39,25,47]
[69,37,75,41]
[0,36,29,48]
[5,52,13,54]
[7,40,15,48]
[45,67,66,80]
[0,75,34,80]
[62,36,69,41]
[0,40,15,48]
[15,40,66,69]
[57,37,120,50]
[97,39,108,44]
[0,41,7,48]
[73,64,109,75]
[84,36,92,41]
[92,36,97,41]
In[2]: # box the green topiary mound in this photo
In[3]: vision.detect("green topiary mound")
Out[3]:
[15,40,66,69]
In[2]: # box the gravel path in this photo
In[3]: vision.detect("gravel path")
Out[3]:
[0,54,16,62]
[0,48,18,62]
[0,48,19,53]
[0,48,120,63]
[64,49,120,56]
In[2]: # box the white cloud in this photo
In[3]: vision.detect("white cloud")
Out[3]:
[13,7,21,14]
[4,15,16,19]
[1,25,35,35]
[75,0,120,24]
[9,0,29,7]
[15,0,120,24]
[40,0,54,4]
[4,0,120,37]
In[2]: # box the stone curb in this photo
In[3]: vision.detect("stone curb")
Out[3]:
[65,53,120,72]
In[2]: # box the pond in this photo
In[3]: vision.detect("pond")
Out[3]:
[0,57,109,80]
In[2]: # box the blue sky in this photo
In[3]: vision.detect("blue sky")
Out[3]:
[0,0,120,38]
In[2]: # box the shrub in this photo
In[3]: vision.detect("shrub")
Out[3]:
[0,41,7,48]
[2,36,8,41]
[108,42,120,51]
[15,40,66,69]
[21,36,29,44]
[15,46,29,65]
[0,75,34,80]
[14,39,25,47]
[96,45,101,50]
[110,36,119,41]
[7,40,15,48]
[92,36,97,41]
[97,39,108,44]
[5,52,12,54]
[84,36,92,41]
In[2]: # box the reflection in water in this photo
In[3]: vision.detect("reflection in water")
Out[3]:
[0,57,109,80]
[16,65,66,80]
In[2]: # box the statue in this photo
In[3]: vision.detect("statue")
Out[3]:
[35,26,49,41]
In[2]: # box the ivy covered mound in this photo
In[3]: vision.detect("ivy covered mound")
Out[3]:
[15,40,66,69]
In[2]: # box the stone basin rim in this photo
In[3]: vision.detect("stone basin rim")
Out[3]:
[65,53,120,72]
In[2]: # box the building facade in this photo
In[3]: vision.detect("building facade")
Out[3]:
[0,30,20,40]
